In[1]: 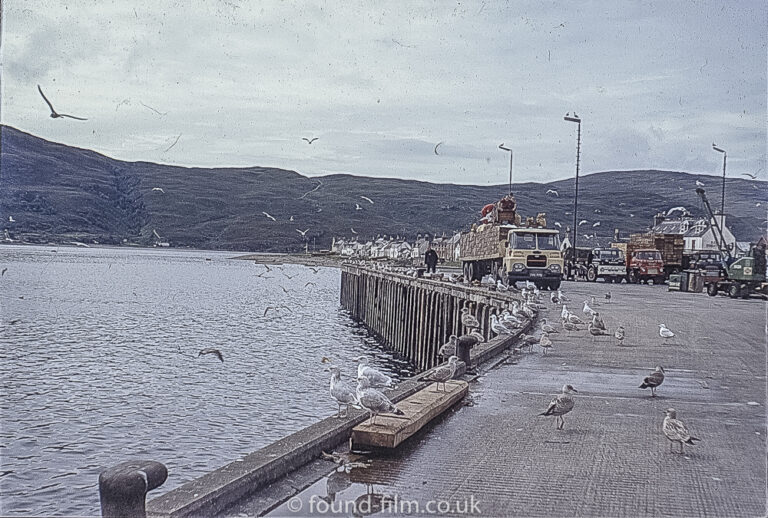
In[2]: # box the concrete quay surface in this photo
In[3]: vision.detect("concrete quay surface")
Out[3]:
[230,281,766,517]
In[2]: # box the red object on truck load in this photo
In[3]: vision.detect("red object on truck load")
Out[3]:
[481,204,495,217]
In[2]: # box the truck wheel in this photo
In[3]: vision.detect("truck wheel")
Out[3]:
[586,267,597,282]
[706,283,718,296]
[728,284,740,298]
[741,285,750,299]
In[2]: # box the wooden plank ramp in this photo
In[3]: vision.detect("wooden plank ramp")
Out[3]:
[352,380,469,449]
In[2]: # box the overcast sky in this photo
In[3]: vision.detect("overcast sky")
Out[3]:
[1,1,765,185]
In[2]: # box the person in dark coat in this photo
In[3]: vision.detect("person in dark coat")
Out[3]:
[425,246,439,273]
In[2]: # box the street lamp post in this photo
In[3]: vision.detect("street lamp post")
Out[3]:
[564,113,582,278]
[498,144,513,195]
[712,143,727,251]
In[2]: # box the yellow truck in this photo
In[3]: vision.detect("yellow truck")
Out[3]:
[459,195,564,289]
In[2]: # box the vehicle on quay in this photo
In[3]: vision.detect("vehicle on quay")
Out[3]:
[580,247,627,283]
[458,194,564,289]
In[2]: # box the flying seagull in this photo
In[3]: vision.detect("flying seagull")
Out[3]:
[592,221,601,227]
[355,203,363,210]
[554,222,561,228]
[434,141,443,155]
[8,216,15,222]
[151,187,165,193]
[262,212,277,221]
[37,85,88,120]
[360,196,374,204]
[296,228,309,236]
[546,189,559,197]
[302,137,319,144]
[350,228,358,234]
[578,220,588,226]
[198,348,224,362]
[742,173,757,179]
[695,180,705,187]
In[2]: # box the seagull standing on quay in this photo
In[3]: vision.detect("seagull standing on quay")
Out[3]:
[37,85,88,120]
[460,307,481,331]
[426,356,458,391]
[662,408,700,454]
[538,333,553,354]
[355,357,394,388]
[328,366,358,417]
[540,384,577,429]
[658,324,675,341]
[614,326,625,346]
[640,366,665,397]
[356,377,404,426]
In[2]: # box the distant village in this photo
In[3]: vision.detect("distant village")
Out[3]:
[331,208,761,262]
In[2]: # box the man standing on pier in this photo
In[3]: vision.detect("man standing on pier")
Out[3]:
[425,245,439,273]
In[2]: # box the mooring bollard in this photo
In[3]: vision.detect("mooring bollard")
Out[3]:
[456,336,473,369]
[99,460,167,518]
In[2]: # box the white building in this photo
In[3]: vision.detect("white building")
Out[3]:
[682,215,736,253]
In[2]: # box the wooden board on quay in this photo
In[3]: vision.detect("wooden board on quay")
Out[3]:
[352,380,469,449]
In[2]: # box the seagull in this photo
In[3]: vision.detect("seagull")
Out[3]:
[355,203,363,210]
[198,348,224,362]
[540,384,577,429]
[425,356,458,391]
[662,408,700,454]
[554,222,562,228]
[605,291,612,303]
[1,268,6,276]
[546,189,559,197]
[592,221,601,227]
[583,300,596,316]
[541,319,559,334]
[666,206,687,216]
[304,281,316,288]
[329,366,358,417]
[741,173,757,180]
[562,321,581,333]
[37,85,88,120]
[695,180,705,187]
[151,187,165,193]
[355,357,394,388]
[629,213,635,218]
[438,335,458,359]
[262,212,277,221]
[490,314,513,336]
[658,324,675,341]
[356,377,404,426]
[360,196,374,204]
[309,267,320,273]
[591,313,606,331]
[538,333,553,354]
[566,312,586,325]
[296,228,309,236]
[578,219,588,226]
[639,366,665,397]
[8,216,15,222]
[614,325,625,346]
[588,323,610,340]
[350,228,358,235]
[302,137,319,144]
[460,307,481,330]
[434,141,443,155]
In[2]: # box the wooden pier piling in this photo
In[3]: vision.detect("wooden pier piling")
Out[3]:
[340,265,525,370]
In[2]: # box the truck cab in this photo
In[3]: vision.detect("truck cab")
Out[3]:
[628,248,665,284]
[504,228,564,289]
[585,247,626,283]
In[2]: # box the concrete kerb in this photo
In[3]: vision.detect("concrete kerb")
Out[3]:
[147,299,535,518]
[147,366,459,518]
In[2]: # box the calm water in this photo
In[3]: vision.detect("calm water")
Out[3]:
[0,245,412,516]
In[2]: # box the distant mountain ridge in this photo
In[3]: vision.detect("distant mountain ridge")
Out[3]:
[1,125,764,252]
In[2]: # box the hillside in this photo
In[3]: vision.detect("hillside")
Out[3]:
[1,125,765,252]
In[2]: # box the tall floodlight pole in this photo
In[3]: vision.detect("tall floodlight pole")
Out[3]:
[498,144,513,195]
[712,143,727,251]
[564,113,582,273]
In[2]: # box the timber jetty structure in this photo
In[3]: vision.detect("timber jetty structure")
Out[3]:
[340,264,525,370]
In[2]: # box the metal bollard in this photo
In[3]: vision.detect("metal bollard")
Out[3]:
[99,460,167,518]
[456,336,473,370]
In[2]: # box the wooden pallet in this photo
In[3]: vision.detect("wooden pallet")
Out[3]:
[352,380,469,449]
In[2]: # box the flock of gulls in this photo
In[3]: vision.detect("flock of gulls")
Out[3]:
[324,276,699,455]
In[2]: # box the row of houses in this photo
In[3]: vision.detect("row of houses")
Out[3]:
[331,233,463,262]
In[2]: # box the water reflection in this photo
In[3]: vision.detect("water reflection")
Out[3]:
[0,245,414,516]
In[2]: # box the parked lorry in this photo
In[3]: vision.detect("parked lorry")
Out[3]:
[627,232,684,279]
[582,247,627,283]
[459,194,564,289]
